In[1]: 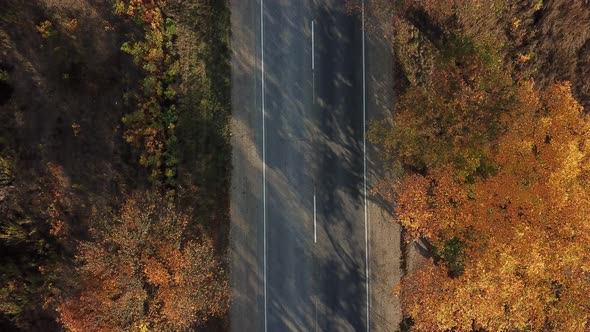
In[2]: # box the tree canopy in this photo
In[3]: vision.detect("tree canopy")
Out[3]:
[57,194,229,332]
[367,1,590,329]
[380,81,590,331]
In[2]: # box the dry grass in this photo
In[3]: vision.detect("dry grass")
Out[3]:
[532,0,590,110]
[366,0,590,111]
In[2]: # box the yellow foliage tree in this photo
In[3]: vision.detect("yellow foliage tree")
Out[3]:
[389,82,590,331]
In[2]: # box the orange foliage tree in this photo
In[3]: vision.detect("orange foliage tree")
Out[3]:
[363,0,590,329]
[384,82,590,331]
[57,194,229,331]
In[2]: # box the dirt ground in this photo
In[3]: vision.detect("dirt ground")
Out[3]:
[1,0,231,330]
[0,0,142,202]
[365,21,404,332]
[0,0,143,329]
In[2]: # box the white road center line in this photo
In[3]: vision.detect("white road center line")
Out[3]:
[312,20,316,102]
[315,299,319,332]
[311,20,315,70]
[314,190,317,243]
[260,0,267,331]
[362,1,370,331]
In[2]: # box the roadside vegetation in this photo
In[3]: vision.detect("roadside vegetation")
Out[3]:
[0,0,231,330]
[115,0,181,188]
[363,0,590,330]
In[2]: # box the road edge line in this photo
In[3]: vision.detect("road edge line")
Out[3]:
[362,1,370,331]
[260,0,267,331]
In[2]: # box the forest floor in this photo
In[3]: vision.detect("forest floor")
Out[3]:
[0,0,231,330]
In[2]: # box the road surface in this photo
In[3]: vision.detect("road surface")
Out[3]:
[230,0,400,330]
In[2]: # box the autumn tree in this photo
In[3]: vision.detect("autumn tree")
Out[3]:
[115,0,180,187]
[369,31,514,179]
[57,194,229,332]
[0,162,78,331]
[361,0,590,330]
[380,82,590,331]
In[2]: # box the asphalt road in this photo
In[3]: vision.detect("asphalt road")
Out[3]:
[230,0,375,330]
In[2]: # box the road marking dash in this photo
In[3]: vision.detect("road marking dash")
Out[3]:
[313,190,317,243]
[311,20,315,71]
[315,299,319,332]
